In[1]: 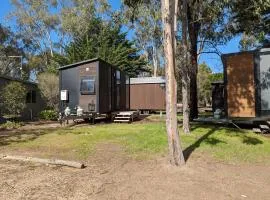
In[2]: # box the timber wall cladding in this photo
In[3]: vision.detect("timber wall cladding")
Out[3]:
[226,53,256,117]
[130,84,166,110]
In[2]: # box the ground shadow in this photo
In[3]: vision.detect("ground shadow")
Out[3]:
[203,137,226,145]
[223,128,264,145]
[183,126,218,161]
[183,124,264,162]
[0,127,59,146]
[242,136,263,145]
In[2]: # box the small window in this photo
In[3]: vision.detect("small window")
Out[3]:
[80,76,95,94]
[26,92,31,103]
[116,71,121,84]
[26,90,37,103]
[32,91,36,103]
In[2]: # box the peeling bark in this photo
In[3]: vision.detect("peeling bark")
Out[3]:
[162,0,185,166]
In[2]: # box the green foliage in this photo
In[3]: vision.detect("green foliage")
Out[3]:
[0,121,24,130]
[39,109,58,121]
[56,17,147,77]
[123,0,163,76]
[197,63,212,106]
[197,63,223,106]
[229,0,270,44]
[1,82,26,116]
[37,72,59,110]
[239,32,260,51]
[209,72,223,83]
[0,24,27,78]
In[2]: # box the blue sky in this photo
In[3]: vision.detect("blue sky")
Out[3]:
[0,0,241,73]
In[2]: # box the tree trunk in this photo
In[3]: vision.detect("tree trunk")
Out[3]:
[161,0,185,166]
[187,5,200,120]
[153,43,158,77]
[181,0,191,134]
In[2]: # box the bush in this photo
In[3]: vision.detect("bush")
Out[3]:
[1,82,27,116]
[39,110,58,121]
[0,121,24,130]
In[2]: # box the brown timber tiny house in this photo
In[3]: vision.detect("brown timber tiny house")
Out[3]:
[221,47,270,119]
[130,77,166,111]
[59,58,130,114]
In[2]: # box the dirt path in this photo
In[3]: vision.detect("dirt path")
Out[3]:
[0,143,270,200]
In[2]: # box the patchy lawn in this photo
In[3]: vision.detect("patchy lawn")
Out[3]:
[1,120,270,200]
[1,121,270,164]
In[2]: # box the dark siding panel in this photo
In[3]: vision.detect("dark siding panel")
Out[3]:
[120,71,126,110]
[111,68,116,111]
[130,83,166,110]
[126,76,130,110]
[60,67,79,110]
[99,61,112,113]
[78,62,98,112]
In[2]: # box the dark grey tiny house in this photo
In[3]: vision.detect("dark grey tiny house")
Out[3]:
[0,75,45,120]
[59,58,130,114]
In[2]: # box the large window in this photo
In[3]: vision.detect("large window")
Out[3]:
[80,76,95,95]
[26,90,36,103]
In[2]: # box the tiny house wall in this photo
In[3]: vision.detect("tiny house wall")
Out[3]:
[224,52,256,118]
[258,48,270,116]
[130,77,166,111]
[59,58,129,114]
[223,48,270,118]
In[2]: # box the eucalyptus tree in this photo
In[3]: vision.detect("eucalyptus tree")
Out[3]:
[124,0,186,166]
[60,0,111,39]
[229,0,270,46]
[0,24,27,78]
[10,0,60,62]
[122,0,163,76]
[184,0,229,120]
[180,0,191,134]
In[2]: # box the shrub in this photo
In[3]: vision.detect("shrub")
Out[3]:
[39,110,58,121]
[37,72,59,110]
[0,121,24,130]
[1,82,27,116]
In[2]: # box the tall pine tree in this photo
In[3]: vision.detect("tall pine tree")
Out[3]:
[56,18,147,77]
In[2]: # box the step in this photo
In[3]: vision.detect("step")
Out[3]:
[116,115,132,117]
[114,119,130,122]
[115,116,131,119]
[259,125,270,130]
[253,128,262,133]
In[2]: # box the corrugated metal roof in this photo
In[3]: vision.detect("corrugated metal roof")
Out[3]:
[130,77,166,84]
